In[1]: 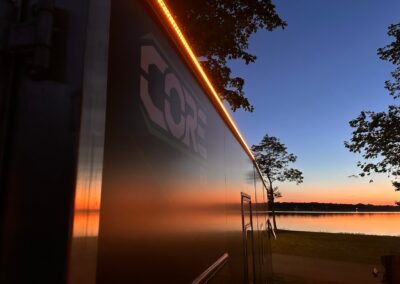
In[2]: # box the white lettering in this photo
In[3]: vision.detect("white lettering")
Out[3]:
[140,44,207,159]
[164,73,185,139]
[140,46,168,130]
[182,86,198,152]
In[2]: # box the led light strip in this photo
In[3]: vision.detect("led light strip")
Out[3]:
[155,0,255,160]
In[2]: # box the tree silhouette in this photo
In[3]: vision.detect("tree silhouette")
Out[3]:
[378,24,400,99]
[167,0,286,112]
[252,135,303,230]
[345,23,400,191]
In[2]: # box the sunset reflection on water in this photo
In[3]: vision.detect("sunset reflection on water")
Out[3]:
[72,210,400,238]
[275,212,400,236]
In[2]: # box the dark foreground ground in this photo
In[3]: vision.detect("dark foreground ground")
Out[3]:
[271,230,400,284]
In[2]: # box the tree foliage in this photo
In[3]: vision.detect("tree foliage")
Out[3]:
[345,23,400,191]
[252,134,303,229]
[167,0,287,112]
[252,135,303,187]
[378,24,400,99]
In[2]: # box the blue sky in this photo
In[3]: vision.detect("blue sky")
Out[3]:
[229,0,400,204]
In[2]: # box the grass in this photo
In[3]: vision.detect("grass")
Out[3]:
[272,274,326,284]
[271,230,400,264]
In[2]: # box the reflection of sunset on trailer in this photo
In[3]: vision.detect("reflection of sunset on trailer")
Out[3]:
[0,1,274,283]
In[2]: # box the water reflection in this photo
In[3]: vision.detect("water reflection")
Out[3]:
[273,212,400,236]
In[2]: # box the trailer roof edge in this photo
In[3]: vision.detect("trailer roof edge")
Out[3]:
[150,0,256,161]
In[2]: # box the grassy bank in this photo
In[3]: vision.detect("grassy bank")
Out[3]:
[271,230,400,264]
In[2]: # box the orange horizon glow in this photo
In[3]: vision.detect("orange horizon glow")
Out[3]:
[278,181,400,206]
[280,197,398,206]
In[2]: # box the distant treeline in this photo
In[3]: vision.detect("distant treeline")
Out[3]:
[272,202,400,212]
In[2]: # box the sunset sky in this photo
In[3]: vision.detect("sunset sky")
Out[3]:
[230,0,400,205]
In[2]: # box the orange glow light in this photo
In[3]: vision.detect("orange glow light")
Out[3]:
[155,0,255,161]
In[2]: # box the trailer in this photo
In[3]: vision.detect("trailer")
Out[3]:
[0,1,274,283]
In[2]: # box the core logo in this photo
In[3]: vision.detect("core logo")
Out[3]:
[140,44,207,160]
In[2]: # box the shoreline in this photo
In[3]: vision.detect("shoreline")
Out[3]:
[255,210,400,214]
[272,230,400,264]
[273,211,400,213]
[276,228,400,237]
[271,230,400,283]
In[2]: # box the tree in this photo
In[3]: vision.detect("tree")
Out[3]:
[167,0,287,112]
[251,135,303,230]
[345,23,400,191]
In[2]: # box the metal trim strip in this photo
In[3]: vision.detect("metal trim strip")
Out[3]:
[191,253,229,284]
[148,0,255,160]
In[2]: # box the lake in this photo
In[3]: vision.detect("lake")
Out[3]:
[274,212,400,236]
